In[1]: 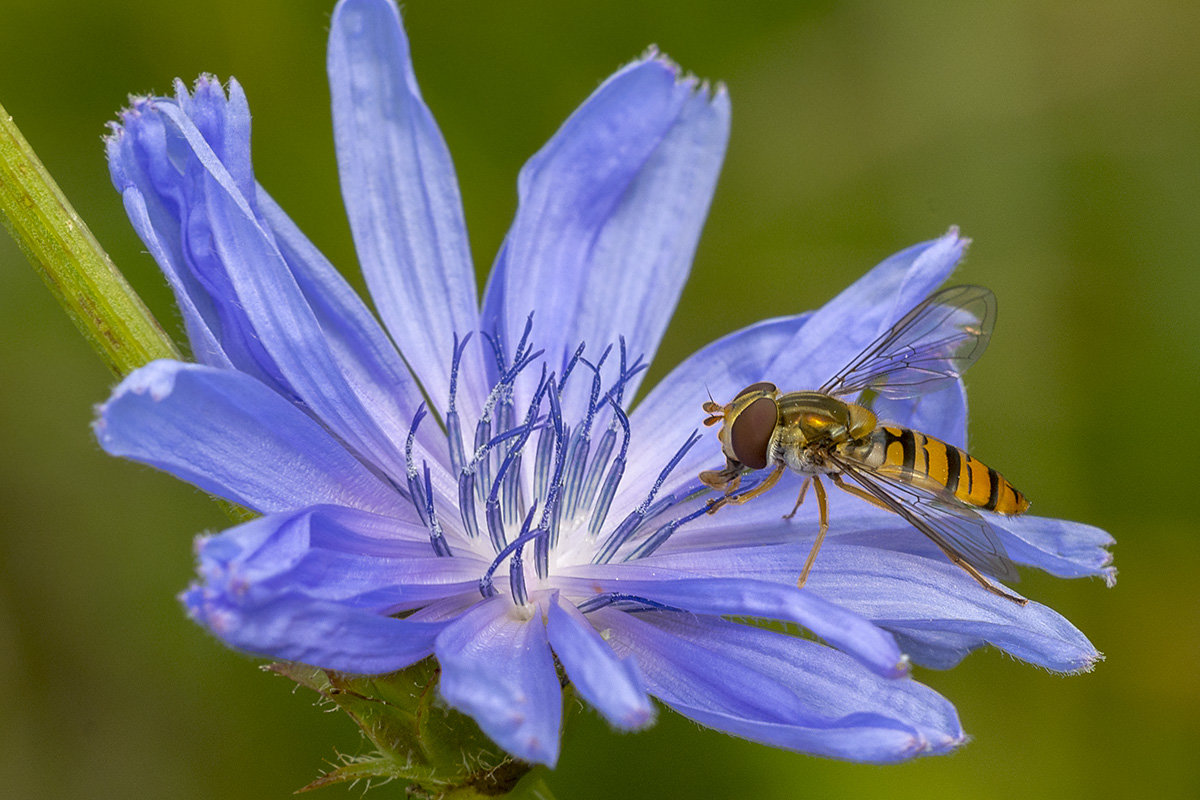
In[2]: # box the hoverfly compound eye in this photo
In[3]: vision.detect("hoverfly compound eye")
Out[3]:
[734,381,777,400]
[729,396,777,470]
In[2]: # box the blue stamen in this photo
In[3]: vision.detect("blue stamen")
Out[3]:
[481,329,507,376]
[458,471,479,539]
[509,542,528,605]
[544,380,567,549]
[600,338,648,412]
[446,332,473,476]
[485,495,507,553]
[423,463,453,557]
[534,380,568,578]
[559,342,586,389]
[593,429,702,563]
[508,514,539,606]
[405,405,431,529]
[533,419,555,502]
[478,503,541,600]
[406,329,715,606]
[473,415,493,507]
[511,314,536,368]
[561,353,608,521]
[587,398,631,538]
[627,503,711,560]
[576,593,684,614]
[561,429,589,521]
[487,367,548,527]
[577,427,616,516]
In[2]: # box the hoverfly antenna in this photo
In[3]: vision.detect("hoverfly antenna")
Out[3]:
[701,384,724,422]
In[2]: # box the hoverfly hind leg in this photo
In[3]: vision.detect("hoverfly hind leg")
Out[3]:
[830,473,896,514]
[952,557,1029,606]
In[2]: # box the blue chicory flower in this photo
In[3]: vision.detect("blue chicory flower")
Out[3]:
[93,0,1114,768]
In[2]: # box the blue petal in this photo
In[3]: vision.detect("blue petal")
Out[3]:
[991,514,1116,584]
[635,540,1100,672]
[597,609,964,762]
[545,594,653,730]
[328,0,489,419]
[481,53,730,416]
[95,360,403,515]
[256,188,448,467]
[184,587,447,673]
[435,597,563,766]
[194,505,485,613]
[184,505,485,672]
[556,569,905,678]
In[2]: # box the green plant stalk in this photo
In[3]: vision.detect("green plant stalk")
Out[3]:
[0,100,180,376]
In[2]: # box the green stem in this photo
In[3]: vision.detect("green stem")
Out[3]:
[0,100,180,377]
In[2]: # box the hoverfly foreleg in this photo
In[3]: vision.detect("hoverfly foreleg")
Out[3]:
[797,475,829,589]
[705,463,785,515]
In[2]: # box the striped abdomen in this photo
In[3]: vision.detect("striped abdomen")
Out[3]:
[860,425,1029,515]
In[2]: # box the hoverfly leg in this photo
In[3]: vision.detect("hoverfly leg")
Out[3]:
[701,462,746,514]
[797,476,829,589]
[947,556,1029,606]
[706,464,785,515]
[830,473,893,514]
[783,477,812,520]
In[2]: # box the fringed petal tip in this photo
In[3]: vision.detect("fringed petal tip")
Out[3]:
[924,729,970,758]
[882,723,968,763]
[92,359,178,439]
[108,75,239,138]
[626,46,729,106]
[1059,648,1105,676]
[180,583,228,633]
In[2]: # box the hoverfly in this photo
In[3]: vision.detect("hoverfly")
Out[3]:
[700,285,1030,605]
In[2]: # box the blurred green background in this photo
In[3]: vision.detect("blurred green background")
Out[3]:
[2,0,1197,797]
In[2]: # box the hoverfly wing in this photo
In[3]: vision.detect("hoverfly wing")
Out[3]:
[819,285,995,401]
[832,456,1020,583]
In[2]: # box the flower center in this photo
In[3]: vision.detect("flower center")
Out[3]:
[403,319,708,606]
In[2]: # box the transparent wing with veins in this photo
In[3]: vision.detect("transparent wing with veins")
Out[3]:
[831,455,1020,583]
[819,285,995,401]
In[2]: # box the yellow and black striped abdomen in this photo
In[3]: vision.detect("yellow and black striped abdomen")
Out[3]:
[871,425,1029,515]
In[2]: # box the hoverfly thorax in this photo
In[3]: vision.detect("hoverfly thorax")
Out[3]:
[783,393,878,446]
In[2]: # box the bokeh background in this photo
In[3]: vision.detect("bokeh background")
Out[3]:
[2,1,1196,797]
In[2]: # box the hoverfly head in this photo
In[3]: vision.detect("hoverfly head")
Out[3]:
[717,382,780,471]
